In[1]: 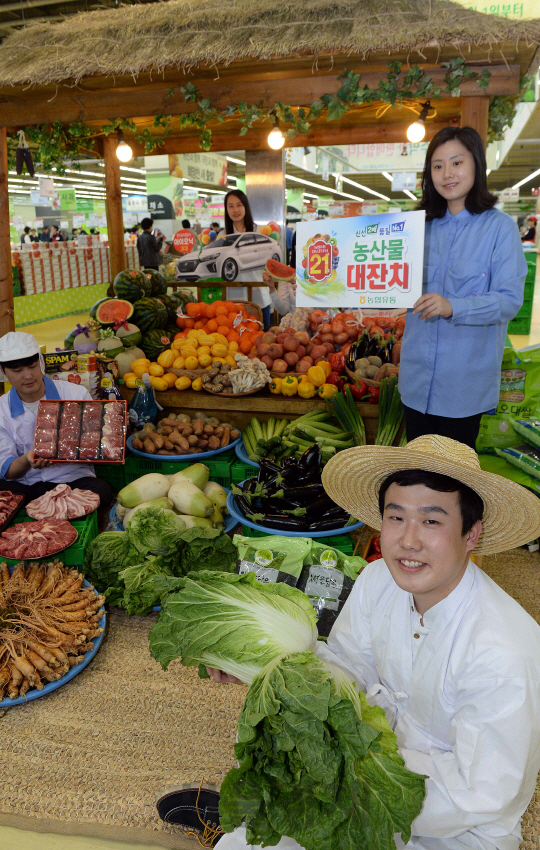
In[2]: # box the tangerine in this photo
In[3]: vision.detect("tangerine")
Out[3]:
[246,321,259,332]
[224,301,236,312]
[228,330,240,343]
[194,320,206,330]
[174,332,187,341]
[206,318,218,332]
[227,311,239,324]
[215,305,228,317]
[239,336,253,354]
[217,325,230,336]
[205,304,217,318]
[185,302,202,318]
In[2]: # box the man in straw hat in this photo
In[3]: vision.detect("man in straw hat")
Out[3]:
[210,435,540,850]
[0,331,112,506]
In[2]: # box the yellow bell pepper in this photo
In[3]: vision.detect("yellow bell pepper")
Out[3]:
[172,356,185,369]
[269,378,283,394]
[281,375,298,396]
[297,374,310,384]
[150,376,169,392]
[148,363,164,377]
[175,376,192,391]
[307,364,327,387]
[192,376,203,391]
[163,372,178,388]
[157,349,176,368]
[184,355,200,370]
[320,360,332,378]
[298,380,316,399]
[316,383,338,399]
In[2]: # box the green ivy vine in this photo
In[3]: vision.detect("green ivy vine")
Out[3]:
[8,59,520,173]
[487,74,531,144]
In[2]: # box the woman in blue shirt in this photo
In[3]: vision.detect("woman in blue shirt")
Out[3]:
[399,126,527,449]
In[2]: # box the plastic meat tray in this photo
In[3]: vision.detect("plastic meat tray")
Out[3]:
[33,400,128,464]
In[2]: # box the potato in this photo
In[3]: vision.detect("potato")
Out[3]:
[367,356,382,367]
[365,365,379,378]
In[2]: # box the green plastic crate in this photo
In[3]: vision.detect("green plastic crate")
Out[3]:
[200,285,226,304]
[508,315,532,335]
[514,299,533,320]
[1,510,98,567]
[231,461,259,485]
[524,279,535,300]
[240,525,355,555]
[97,463,126,493]
[124,450,235,487]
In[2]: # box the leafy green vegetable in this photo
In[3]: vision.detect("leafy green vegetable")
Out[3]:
[119,556,174,616]
[83,531,140,592]
[219,652,426,850]
[177,526,236,575]
[126,506,188,559]
[148,570,318,681]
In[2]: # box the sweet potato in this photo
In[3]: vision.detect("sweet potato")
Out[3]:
[177,435,190,451]
[187,435,199,446]
[213,426,224,438]
[164,440,175,452]
[203,424,215,435]
[158,449,170,455]
[160,425,173,436]
[230,429,240,440]
[132,437,144,450]
[220,427,231,448]
[197,438,209,449]
[160,418,179,428]
[187,448,202,454]
[208,436,220,450]
[193,418,205,436]
[151,433,165,450]
[144,437,155,454]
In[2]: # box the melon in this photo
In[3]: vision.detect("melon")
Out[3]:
[97,336,124,358]
[140,330,171,360]
[74,328,101,353]
[265,258,295,281]
[132,297,168,333]
[112,269,148,303]
[64,327,78,349]
[115,346,145,377]
[90,297,134,327]
[144,268,168,297]
[116,322,142,348]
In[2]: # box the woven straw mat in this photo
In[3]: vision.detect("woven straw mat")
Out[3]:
[0,550,538,847]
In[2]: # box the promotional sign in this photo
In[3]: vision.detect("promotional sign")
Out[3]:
[345,142,428,173]
[76,198,94,211]
[171,153,228,186]
[125,195,148,212]
[500,187,520,201]
[73,214,86,228]
[173,229,196,254]
[39,177,54,198]
[30,190,50,206]
[296,210,425,309]
[59,189,76,209]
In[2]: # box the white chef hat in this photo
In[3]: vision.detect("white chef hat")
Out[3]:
[0,332,45,381]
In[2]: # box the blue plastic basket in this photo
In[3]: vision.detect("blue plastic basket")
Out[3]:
[0,571,106,708]
[235,440,259,468]
[227,483,363,538]
[127,434,241,462]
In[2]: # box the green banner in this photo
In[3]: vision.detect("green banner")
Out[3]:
[14,283,109,326]
[76,198,94,211]
[59,189,76,209]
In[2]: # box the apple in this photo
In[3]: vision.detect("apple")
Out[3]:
[323,342,335,354]
[296,360,311,373]
[297,345,306,359]
[269,326,282,335]
[261,355,275,369]
[268,343,284,360]
[256,343,269,358]
[284,351,299,367]
[277,333,289,345]
[334,332,348,345]
[294,331,310,345]
[272,359,288,373]
[262,332,277,344]
[283,337,299,352]
[321,333,334,344]
[311,345,327,361]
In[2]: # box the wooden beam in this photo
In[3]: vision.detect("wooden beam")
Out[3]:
[0,64,520,128]
[102,135,126,287]
[460,96,489,148]
[0,129,14,338]
[126,121,455,156]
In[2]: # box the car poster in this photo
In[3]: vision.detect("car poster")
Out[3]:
[296,210,425,309]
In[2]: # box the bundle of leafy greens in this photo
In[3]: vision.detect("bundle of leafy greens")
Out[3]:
[119,556,174,616]
[125,506,188,561]
[149,571,426,850]
[83,531,140,593]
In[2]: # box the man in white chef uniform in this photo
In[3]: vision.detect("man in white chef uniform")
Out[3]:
[0,332,112,505]
[205,435,540,850]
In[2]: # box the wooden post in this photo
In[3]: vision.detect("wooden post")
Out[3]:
[102,135,127,290]
[0,128,14,338]
[460,97,489,148]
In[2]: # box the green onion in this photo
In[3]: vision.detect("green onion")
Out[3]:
[325,386,366,446]
[375,376,404,445]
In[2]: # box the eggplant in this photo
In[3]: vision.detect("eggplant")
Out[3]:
[258,458,282,483]
[261,516,310,531]
[305,494,339,518]
[365,336,381,358]
[308,517,352,531]
[375,342,390,363]
[298,444,321,471]
[280,483,325,503]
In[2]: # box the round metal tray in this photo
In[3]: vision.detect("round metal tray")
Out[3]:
[127,434,241,461]
[0,573,106,708]
[227,482,363,538]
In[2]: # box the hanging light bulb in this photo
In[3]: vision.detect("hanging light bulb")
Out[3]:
[406,101,432,144]
[116,131,133,163]
[268,126,285,150]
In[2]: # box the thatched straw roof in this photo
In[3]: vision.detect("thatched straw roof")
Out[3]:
[0,0,539,87]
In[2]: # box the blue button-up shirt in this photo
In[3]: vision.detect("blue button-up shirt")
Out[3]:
[399,207,527,418]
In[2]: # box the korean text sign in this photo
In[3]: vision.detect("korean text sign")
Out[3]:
[296,210,425,309]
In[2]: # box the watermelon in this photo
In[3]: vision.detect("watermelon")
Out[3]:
[166,324,179,341]
[113,269,148,302]
[265,258,295,281]
[144,268,168,297]
[158,294,181,325]
[90,297,134,326]
[139,276,153,297]
[116,322,142,348]
[132,297,168,333]
[140,330,171,360]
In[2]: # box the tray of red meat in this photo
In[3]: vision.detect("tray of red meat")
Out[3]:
[0,492,25,535]
[26,484,100,521]
[0,519,77,560]
[33,400,127,464]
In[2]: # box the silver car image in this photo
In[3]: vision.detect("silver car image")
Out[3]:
[175,233,282,282]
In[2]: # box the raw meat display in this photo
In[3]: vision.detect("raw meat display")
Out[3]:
[33,400,127,463]
[25,484,100,521]
[0,492,24,530]
[0,519,77,559]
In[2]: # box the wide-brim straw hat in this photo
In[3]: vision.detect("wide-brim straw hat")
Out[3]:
[321,434,540,555]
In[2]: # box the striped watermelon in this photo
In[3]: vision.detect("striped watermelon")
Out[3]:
[158,294,180,325]
[140,330,171,360]
[113,270,148,302]
[143,268,168,296]
[131,297,168,333]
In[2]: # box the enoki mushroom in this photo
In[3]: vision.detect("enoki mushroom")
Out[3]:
[0,559,104,701]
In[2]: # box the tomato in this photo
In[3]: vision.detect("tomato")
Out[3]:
[366,554,380,562]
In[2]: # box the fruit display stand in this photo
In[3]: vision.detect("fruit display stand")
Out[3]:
[118,386,380,442]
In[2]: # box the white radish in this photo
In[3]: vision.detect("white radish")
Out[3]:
[117,473,170,508]
[168,481,214,517]
[175,515,214,528]
[203,481,227,510]
[168,463,210,491]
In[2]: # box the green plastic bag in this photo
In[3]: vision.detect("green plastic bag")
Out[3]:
[232,534,311,586]
[479,452,540,494]
[477,343,540,453]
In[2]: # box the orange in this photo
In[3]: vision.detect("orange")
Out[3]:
[224,301,236,312]
[220,315,234,328]
[194,320,206,330]
[246,321,260,332]
[239,336,253,354]
[206,318,218,332]
[185,302,201,318]
[217,325,230,336]
[227,329,240,343]
[211,300,224,310]
[174,332,187,341]
[227,311,239,324]
[205,304,217,319]
[215,305,228,317]
[176,316,195,329]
